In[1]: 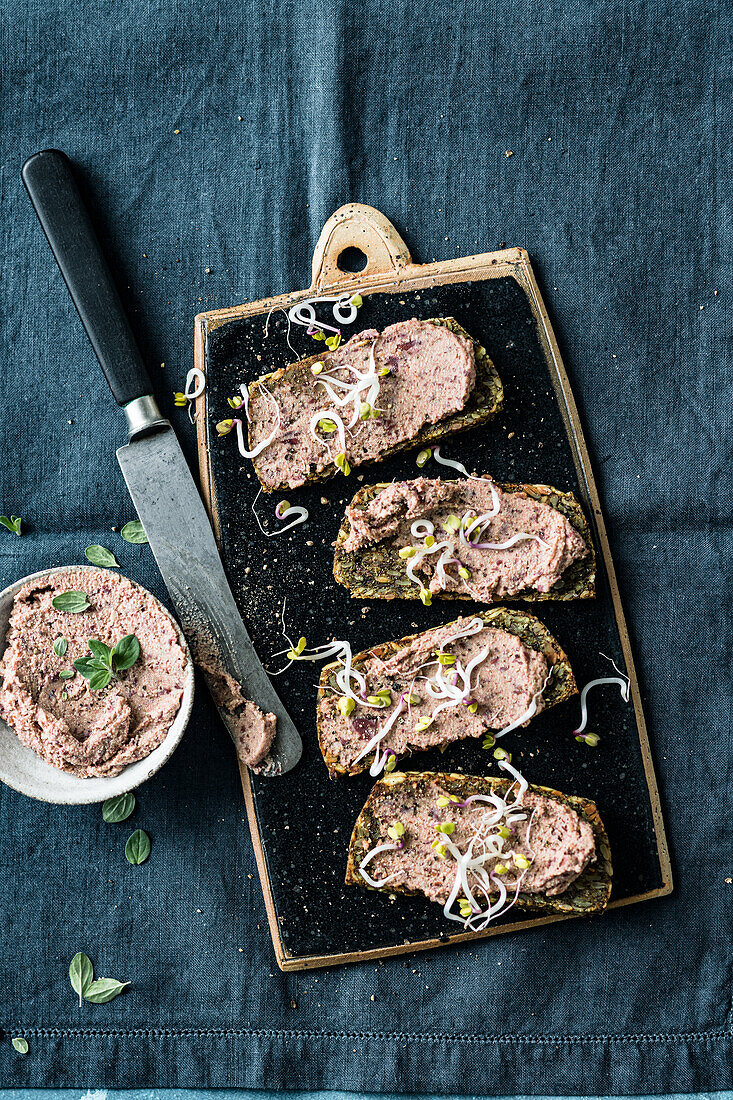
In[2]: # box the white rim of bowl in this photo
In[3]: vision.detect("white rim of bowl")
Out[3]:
[0,564,195,804]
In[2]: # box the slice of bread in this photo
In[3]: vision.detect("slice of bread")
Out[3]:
[333,480,596,601]
[345,770,612,919]
[317,607,576,777]
[247,318,503,491]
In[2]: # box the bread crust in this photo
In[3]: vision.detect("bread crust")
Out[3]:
[248,318,504,491]
[317,607,576,777]
[345,770,612,918]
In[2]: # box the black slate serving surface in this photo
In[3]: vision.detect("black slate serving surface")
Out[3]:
[202,275,665,963]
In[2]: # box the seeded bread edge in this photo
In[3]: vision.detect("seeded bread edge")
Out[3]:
[345,770,612,918]
[248,318,504,492]
[317,607,576,778]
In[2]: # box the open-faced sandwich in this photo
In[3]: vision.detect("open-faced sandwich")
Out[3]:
[345,763,612,928]
[317,611,575,777]
[334,476,595,603]
[239,318,503,491]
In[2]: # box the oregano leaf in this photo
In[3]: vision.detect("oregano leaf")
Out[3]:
[102,792,135,823]
[0,515,22,536]
[120,520,148,544]
[84,545,119,568]
[53,636,68,657]
[87,638,112,663]
[69,952,94,1004]
[111,634,140,672]
[84,978,130,1004]
[52,591,90,614]
[73,657,103,676]
[125,829,151,865]
[88,668,112,692]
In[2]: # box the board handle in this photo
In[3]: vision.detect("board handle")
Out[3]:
[311,203,412,291]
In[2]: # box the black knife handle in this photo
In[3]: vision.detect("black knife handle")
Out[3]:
[22,149,153,408]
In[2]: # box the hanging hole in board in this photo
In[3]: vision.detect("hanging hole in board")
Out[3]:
[337,246,368,273]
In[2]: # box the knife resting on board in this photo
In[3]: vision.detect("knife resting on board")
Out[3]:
[21,148,302,778]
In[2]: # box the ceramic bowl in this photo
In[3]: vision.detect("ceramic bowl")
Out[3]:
[0,565,195,804]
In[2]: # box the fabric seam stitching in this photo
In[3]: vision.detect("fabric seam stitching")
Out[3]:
[2,1025,732,1044]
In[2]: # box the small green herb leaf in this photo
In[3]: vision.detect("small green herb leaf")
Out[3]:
[53,636,68,657]
[87,638,112,663]
[73,656,104,676]
[59,669,75,680]
[69,952,94,1004]
[11,1037,28,1054]
[52,591,90,614]
[0,515,22,536]
[85,544,119,568]
[111,634,140,672]
[84,977,130,1004]
[120,520,148,544]
[88,668,112,691]
[102,792,135,823]
[74,634,140,690]
[125,829,151,865]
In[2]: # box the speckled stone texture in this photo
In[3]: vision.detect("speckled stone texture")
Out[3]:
[205,277,661,959]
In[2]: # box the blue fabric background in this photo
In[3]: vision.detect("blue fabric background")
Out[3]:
[3,1093,730,1100]
[1,0,731,1091]
[4,1089,722,1100]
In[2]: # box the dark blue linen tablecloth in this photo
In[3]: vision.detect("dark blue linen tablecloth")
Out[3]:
[1,0,732,1091]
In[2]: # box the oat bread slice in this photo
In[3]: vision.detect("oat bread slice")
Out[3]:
[246,317,503,492]
[317,608,576,778]
[333,479,596,602]
[346,770,612,919]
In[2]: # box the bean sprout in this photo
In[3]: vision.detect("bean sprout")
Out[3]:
[359,840,403,888]
[573,654,630,734]
[251,488,308,538]
[233,382,280,458]
[359,759,540,929]
[184,367,206,400]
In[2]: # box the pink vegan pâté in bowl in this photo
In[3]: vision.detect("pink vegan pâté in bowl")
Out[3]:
[0,565,194,803]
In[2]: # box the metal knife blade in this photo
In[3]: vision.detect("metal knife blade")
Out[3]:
[117,426,303,777]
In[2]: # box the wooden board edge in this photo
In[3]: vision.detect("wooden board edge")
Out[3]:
[193,246,530,334]
[275,885,673,972]
[238,760,290,972]
[195,313,289,971]
[193,232,673,972]
[512,255,673,903]
[194,315,216,529]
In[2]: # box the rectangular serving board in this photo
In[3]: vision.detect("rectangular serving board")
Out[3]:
[194,203,672,971]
